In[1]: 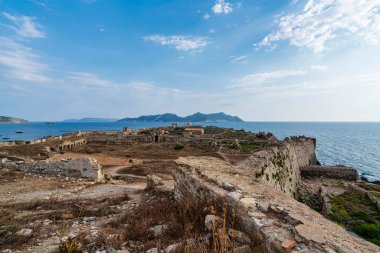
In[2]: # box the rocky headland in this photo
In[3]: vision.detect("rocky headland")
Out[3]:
[0,125,379,253]
[0,116,28,124]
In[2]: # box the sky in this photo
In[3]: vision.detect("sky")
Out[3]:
[1,0,380,121]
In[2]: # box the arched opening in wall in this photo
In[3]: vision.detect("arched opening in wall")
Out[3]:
[155,135,159,142]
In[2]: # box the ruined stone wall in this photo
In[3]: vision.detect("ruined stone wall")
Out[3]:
[0,157,102,180]
[287,137,317,168]
[174,156,379,253]
[0,136,62,147]
[237,137,317,198]
[238,143,301,197]
[58,138,87,150]
[301,165,359,181]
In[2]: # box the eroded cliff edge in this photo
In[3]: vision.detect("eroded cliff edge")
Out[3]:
[238,137,316,197]
[174,156,379,253]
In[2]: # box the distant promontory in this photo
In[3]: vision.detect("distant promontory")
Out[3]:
[0,116,29,124]
[118,112,244,122]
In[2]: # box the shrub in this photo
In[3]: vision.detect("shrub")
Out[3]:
[174,144,184,150]
[59,238,81,253]
[353,224,380,246]
[103,173,110,182]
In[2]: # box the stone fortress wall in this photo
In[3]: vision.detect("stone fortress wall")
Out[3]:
[238,137,316,197]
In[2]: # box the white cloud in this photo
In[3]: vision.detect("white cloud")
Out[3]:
[68,72,187,95]
[144,35,208,52]
[234,70,306,87]
[3,12,45,38]
[311,64,329,71]
[212,0,233,15]
[0,37,49,81]
[68,72,117,88]
[203,13,211,20]
[259,0,380,52]
[228,55,248,63]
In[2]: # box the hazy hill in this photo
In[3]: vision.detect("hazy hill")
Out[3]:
[118,112,243,122]
[0,116,29,124]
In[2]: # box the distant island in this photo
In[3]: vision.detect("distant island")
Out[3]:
[62,118,118,122]
[0,116,29,124]
[118,112,244,122]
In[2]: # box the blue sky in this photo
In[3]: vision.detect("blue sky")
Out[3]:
[1,0,380,121]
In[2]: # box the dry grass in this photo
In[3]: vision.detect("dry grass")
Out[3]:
[103,192,260,252]
[0,193,130,251]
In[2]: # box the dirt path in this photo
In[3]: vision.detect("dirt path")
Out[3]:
[216,146,230,163]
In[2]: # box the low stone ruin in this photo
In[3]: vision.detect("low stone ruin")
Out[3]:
[0,157,103,180]
[301,165,359,181]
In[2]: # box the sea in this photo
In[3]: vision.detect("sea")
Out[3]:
[1,121,380,181]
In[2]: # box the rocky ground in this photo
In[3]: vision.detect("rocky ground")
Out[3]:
[0,139,260,253]
[1,129,379,252]
[299,178,380,247]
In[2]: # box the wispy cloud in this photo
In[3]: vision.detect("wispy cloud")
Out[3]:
[203,13,211,20]
[3,12,45,39]
[228,55,248,64]
[233,70,306,87]
[258,0,380,52]
[68,72,117,88]
[68,71,187,95]
[311,64,329,71]
[212,0,233,15]
[144,35,208,52]
[0,37,49,82]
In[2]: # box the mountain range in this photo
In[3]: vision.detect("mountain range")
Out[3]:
[118,112,243,122]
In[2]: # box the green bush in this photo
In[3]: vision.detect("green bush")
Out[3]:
[103,173,110,182]
[353,224,380,246]
[174,144,184,150]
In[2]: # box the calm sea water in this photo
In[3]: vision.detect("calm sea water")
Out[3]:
[1,122,379,181]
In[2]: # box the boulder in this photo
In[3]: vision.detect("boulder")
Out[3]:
[149,224,168,237]
[227,245,252,253]
[146,248,158,253]
[227,229,250,244]
[226,191,242,202]
[281,239,297,252]
[146,175,163,190]
[16,228,32,236]
[204,215,222,231]
[164,243,183,253]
